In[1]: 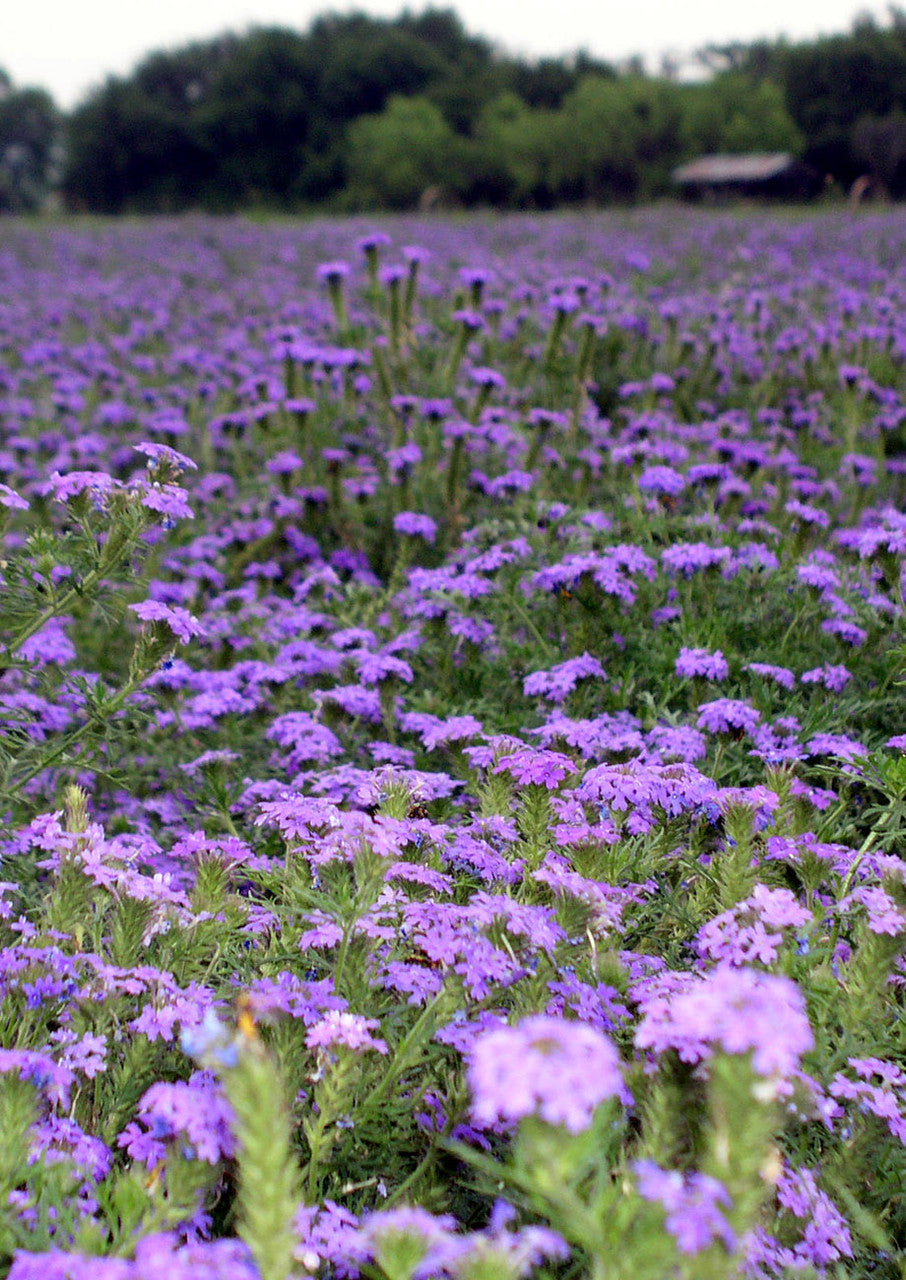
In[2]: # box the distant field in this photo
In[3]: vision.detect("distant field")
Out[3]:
[0,207,904,1278]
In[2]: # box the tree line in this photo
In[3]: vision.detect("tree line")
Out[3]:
[4,6,906,213]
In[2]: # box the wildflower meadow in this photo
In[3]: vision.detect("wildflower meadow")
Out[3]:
[1,206,906,1278]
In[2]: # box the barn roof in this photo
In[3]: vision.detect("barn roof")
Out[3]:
[672,153,796,185]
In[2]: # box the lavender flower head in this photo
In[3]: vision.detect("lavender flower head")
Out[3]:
[634,1160,736,1254]
[493,748,575,789]
[130,601,206,645]
[358,1207,461,1280]
[134,441,198,474]
[394,512,438,543]
[316,260,351,284]
[675,648,729,681]
[468,1014,627,1132]
[635,965,813,1084]
[697,698,761,736]
[305,1011,388,1055]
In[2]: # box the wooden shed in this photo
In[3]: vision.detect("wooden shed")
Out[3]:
[672,153,823,200]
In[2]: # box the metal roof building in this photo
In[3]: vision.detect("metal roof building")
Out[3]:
[672,153,823,200]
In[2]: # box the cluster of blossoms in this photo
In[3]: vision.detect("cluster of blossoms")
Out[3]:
[467,1015,629,1132]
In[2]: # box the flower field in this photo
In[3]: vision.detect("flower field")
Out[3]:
[1,207,906,1277]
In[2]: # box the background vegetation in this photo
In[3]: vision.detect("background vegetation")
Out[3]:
[4,6,906,212]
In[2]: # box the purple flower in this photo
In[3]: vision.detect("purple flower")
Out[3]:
[18,619,75,666]
[267,712,342,764]
[746,662,796,690]
[468,1014,627,1132]
[523,653,606,703]
[697,698,761,736]
[358,1207,461,1280]
[355,652,413,685]
[399,712,483,751]
[576,760,717,831]
[842,885,906,935]
[805,732,867,762]
[662,542,732,577]
[316,260,351,284]
[133,480,194,520]
[394,512,437,542]
[295,1200,364,1278]
[635,1160,736,1254]
[357,231,392,254]
[785,499,830,529]
[745,1162,852,1275]
[470,366,506,390]
[134,441,197,472]
[493,748,575,788]
[639,465,686,496]
[801,664,852,692]
[0,484,28,511]
[696,886,812,967]
[306,1012,388,1055]
[832,1057,906,1124]
[120,1070,236,1166]
[821,618,868,647]
[130,600,205,644]
[48,470,117,506]
[635,965,813,1082]
[675,648,729,681]
[0,1049,74,1107]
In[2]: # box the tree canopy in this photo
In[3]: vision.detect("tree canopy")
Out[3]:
[7,6,906,212]
[0,73,60,211]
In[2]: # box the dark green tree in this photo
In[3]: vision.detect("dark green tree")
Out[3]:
[852,110,906,195]
[759,12,906,183]
[192,31,319,208]
[678,73,803,158]
[549,75,683,202]
[62,10,504,210]
[470,92,561,206]
[0,74,61,212]
[64,38,236,211]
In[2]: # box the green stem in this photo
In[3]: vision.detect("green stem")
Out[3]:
[445,437,464,514]
[304,1104,332,1201]
[543,309,569,371]
[506,591,559,662]
[443,325,470,393]
[382,1144,440,1208]
[6,669,145,795]
[7,568,103,657]
[828,818,893,954]
[332,924,354,996]
[360,991,447,1116]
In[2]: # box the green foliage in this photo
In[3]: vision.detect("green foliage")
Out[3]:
[471,93,563,206]
[745,8,906,185]
[223,1036,302,1280]
[62,11,495,212]
[0,74,60,212]
[0,475,178,818]
[551,76,684,202]
[55,7,906,212]
[678,73,803,158]
[345,95,465,209]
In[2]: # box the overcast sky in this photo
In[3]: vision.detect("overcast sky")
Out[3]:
[4,0,896,107]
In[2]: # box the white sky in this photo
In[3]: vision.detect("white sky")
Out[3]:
[3,0,896,107]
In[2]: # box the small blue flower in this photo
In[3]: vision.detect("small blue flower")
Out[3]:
[180,1008,239,1069]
